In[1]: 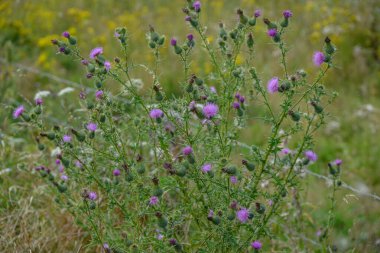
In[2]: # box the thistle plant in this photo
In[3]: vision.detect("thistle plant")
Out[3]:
[13,1,340,252]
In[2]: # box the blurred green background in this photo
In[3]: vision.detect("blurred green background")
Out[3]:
[1,0,379,252]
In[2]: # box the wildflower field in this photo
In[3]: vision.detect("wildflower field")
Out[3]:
[0,0,379,252]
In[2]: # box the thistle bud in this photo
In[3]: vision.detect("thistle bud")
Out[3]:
[68,36,77,45]
[288,110,301,122]
[242,159,255,171]
[263,18,277,29]
[311,101,323,114]
[255,202,266,214]
[247,33,254,48]
[222,166,237,175]
[157,216,168,229]
[157,36,165,45]
[237,9,248,25]
[324,37,336,55]
[278,80,291,92]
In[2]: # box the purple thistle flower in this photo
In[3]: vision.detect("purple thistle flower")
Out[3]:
[267,77,279,93]
[187,34,194,41]
[157,234,164,240]
[283,10,293,18]
[103,243,110,252]
[89,47,103,59]
[230,176,238,184]
[114,31,120,38]
[104,61,111,71]
[208,209,214,218]
[149,196,159,205]
[35,98,43,105]
[251,240,262,250]
[203,103,219,119]
[333,159,342,166]
[55,159,61,165]
[193,1,201,12]
[313,51,325,67]
[210,86,217,93]
[88,191,97,200]
[185,16,191,22]
[304,150,317,162]
[87,122,97,132]
[113,169,121,176]
[62,33,70,40]
[281,148,291,155]
[13,105,25,119]
[63,135,72,143]
[233,102,240,109]
[149,108,164,119]
[79,91,86,100]
[95,90,104,100]
[236,208,249,223]
[59,47,66,53]
[59,165,64,173]
[75,160,82,168]
[62,31,70,38]
[254,10,262,18]
[170,38,177,46]
[169,238,177,246]
[81,59,89,65]
[267,28,277,37]
[182,146,193,156]
[201,163,212,173]
[189,101,196,111]
[239,96,245,103]
[61,174,68,181]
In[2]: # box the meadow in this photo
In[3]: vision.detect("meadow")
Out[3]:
[0,0,379,252]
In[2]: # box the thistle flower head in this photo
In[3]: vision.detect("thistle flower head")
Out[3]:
[89,47,103,59]
[187,33,194,41]
[313,51,325,66]
[170,38,177,46]
[149,108,164,119]
[87,122,97,132]
[254,10,262,18]
[236,208,249,223]
[63,135,72,143]
[267,77,279,93]
[13,105,25,119]
[62,31,70,38]
[333,159,342,166]
[251,240,262,250]
[230,176,238,184]
[149,196,159,205]
[201,163,212,173]
[281,148,291,155]
[113,169,121,176]
[35,98,43,105]
[95,90,104,100]
[193,1,201,12]
[283,10,293,18]
[267,28,277,37]
[182,146,193,156]
[304,150,317,161]
[203,103,219,119]
[88,191,97,200]
[104,61,111,71]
